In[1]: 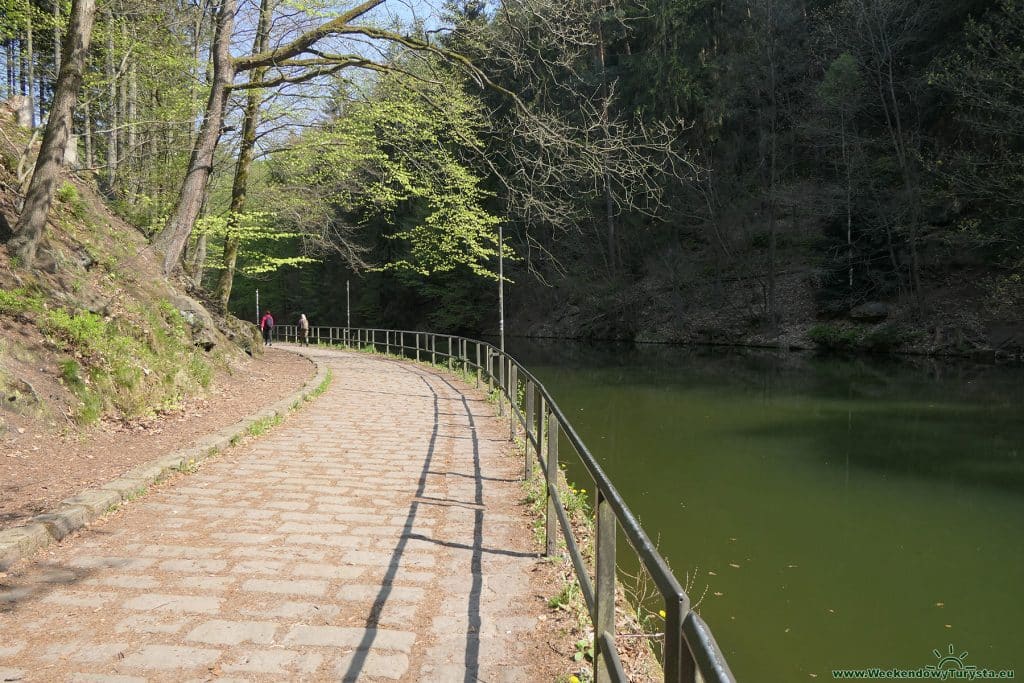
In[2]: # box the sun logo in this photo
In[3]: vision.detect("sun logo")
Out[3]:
[925,644,977,673]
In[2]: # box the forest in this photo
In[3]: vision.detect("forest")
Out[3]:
[2,0,1022,355]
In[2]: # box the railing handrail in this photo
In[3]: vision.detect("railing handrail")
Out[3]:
[275,324,736,683]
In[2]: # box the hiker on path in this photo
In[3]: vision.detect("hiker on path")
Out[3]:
[298,313,310,346]
[260,310,274,346]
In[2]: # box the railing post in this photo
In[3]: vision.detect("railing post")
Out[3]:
[400,331,405,357]
[664,595,697,683]
[545,416,559,557]
[508,364,517,441]
[447,337,453,370]
[486,349,493,392]
[535,394,545,472]
[416,333,421,362]
[525,380,534,478]
[497,353,505,416]
[475,344,481,388]
[431,334,436,365]
[594,489,617,683]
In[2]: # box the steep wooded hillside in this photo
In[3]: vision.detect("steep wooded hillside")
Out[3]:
[0,111,258,439]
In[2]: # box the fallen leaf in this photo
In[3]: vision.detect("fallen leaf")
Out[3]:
[728,563,740,569]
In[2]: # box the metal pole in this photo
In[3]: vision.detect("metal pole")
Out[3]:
[508,364,517,441]
[545,417,559,557]
[498,222,505,355]
[475,343,481,388]
[535,395,545,472]
[594,489,617,683]
[346,280,351,329]
[255,288,259,325]
[525,381,534,478]
[497,352,505,416]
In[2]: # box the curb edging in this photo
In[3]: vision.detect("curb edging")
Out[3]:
[0,351,330,572]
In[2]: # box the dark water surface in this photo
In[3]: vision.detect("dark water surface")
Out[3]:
[505,340,1024,681]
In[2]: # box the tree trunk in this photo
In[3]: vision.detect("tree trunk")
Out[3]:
[83,99,93,168]
[764,0,779,333]
[105,10,117,190]
[152,0,237,276]
[5,41,14,97]
[187,231,207,283]
[216,0,274,311]
[53,0,61,73]
[26,13,35,127]
[19,37,28,97]
[126,60,138,196]
[8,0,97,265]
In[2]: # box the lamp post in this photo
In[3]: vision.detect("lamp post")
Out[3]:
[498,222,505,354]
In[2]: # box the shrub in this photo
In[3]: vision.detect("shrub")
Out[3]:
[808,323,861,350]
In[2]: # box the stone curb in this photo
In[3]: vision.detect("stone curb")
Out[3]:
[0,350,330,572]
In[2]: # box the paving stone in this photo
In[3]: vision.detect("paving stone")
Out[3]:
[61,489,123,515]
[159,559,227,573]
[115,614,189,634]
[267,501,312,511]
[176,576,235,592]
[186,619,277,645]
[335,651,410,680]
[283,625,416,653]
[43,590,118,607]
[0,524,52,570]
[292,563,365,579]
[70,674,147,682]
[284,534,365,547]
[0,669,26,682]
[136,545,223,558]
[0,641,27,658]
[229,560,286,574]
[222,650,323,675]
[0,587,34,604]
[122,594,222,613]
[210,532,279,544]
[338,584,425,604]
[276,521,349,534]
[246,601,341,619]
[241,578,327,596]
[120,645,221,670]
[60,643,131,664]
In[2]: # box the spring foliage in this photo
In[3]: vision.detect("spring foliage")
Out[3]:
[272,65,505,279]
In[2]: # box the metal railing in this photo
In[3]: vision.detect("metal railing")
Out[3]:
[275,325,736,683]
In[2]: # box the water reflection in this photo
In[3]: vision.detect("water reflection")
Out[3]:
[506,339,1024,681]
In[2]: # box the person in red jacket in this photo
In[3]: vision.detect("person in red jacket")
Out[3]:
[260,310,274,347]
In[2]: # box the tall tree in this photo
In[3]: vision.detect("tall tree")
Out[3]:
[7,0,96,265]
[214,0,274,311]
[150,0,237,275]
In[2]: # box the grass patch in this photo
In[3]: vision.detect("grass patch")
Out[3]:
[56,182,87,219]
[36,299,215,423]
[247,413,284,438]
[0,287,45,316]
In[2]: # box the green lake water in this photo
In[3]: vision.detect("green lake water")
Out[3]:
[506,340,1024,681]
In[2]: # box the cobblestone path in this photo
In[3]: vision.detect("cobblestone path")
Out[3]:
[0,348,550,682]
